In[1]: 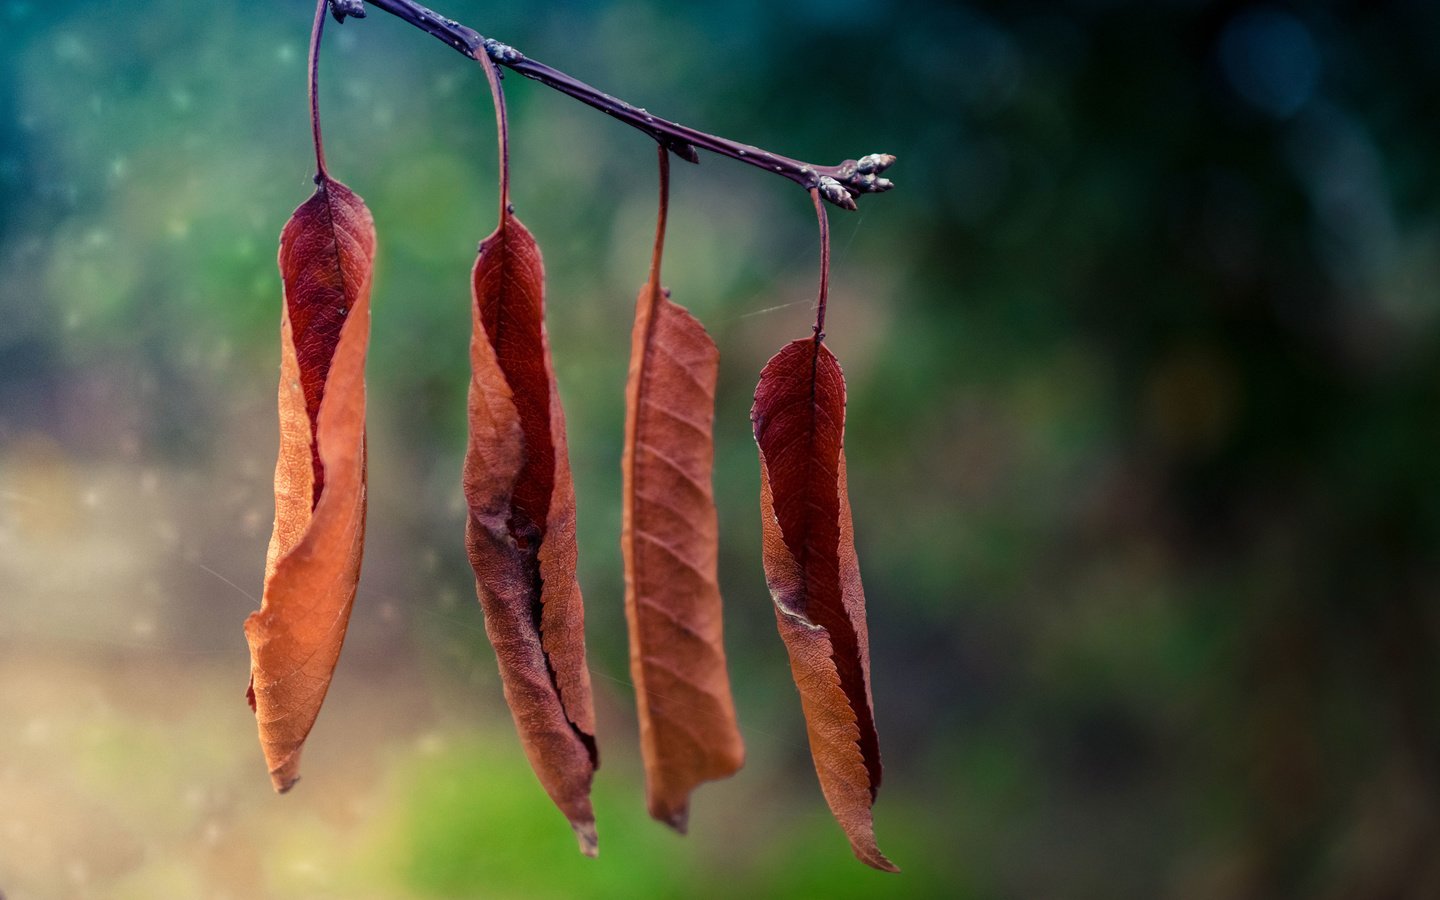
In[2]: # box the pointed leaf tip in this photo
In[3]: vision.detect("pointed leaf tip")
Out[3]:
[574,820,599,858]
[272,771,301,795]
[660,807,690,835]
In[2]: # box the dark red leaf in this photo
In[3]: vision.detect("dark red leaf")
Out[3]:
[465,208,599,856]
[753,337,896,872]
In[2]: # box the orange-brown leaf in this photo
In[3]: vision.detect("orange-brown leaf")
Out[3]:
[465,210,599,856]
[622,268,744,832]
[752,338,895,872]
[244,175,375,793]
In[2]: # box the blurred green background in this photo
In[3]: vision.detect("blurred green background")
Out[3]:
[3,0,1439,897]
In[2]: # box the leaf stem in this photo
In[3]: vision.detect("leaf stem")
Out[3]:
[308,0,330,180]
[476,48,510,218]
[355,0,896,209]
[651,145,669,286]
[811,188,830,340]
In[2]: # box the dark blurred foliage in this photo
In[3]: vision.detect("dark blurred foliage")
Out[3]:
[2,1,1439,897]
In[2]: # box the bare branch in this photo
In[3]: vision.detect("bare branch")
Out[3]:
[353,0,896,208]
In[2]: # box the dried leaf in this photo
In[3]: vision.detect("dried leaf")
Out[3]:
[465,208,599,856]
[621,152,744,831]
[244,175,375,793]
[752,337,896,872]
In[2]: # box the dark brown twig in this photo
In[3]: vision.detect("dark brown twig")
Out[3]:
[345,0,896,209]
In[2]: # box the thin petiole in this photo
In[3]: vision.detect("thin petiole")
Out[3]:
[811,188,831,339]
[308,0,330,180]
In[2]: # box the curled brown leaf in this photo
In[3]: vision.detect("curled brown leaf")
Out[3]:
[753,337,896,872]
[244,175,375,793]
[465,208,599,856]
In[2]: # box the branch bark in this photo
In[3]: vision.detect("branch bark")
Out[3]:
[344,0,896,209]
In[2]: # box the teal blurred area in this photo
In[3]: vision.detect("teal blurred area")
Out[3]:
[3,0,1440,896]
